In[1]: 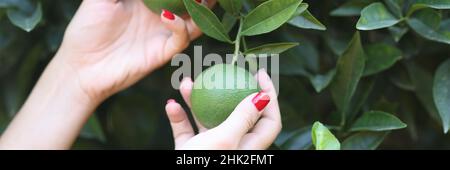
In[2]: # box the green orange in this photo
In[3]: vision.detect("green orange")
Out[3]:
[191,64,259,129]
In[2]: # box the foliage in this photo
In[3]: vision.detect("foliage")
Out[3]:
[0,0,450,149]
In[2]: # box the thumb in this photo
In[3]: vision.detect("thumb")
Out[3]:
[161,9,190,58]
[214,91,271,139]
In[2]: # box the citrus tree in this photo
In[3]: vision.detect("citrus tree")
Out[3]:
[0,0,449,149]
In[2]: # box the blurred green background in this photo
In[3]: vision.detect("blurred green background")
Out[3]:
[1,0,450,149]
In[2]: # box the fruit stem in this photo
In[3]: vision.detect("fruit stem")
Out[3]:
[232,20,244,65]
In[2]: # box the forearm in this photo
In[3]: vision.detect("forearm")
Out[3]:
[0,52,99,149]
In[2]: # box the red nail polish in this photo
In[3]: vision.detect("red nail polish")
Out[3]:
[195,0,202,3]
[252,92,270,111]
[162,9,175,20]
[167,99,176,104]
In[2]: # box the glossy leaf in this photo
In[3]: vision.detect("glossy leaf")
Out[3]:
[288,10,326,30]
[407,0,450,16]
[363,43,402,76]
[433,59,450,133]
[311,122,340,150]
[388,26,409,42]
[281,127,312,150]
[244,42,299,56]
[389,64,416,91]
[356,2,400,30]
[184,0,232,43]
[291,3,308,17]
[6,2,42,32]
[310,69,336,93]
[384,0,404,18]
[350,111,407,132]
[342,132,388,150]
[330,0,374,17]
[407,10,450,45]
[241,0,302,36]
[222,12,238,33]
[415,0,450,9]
[330,32,366,125]
[347,77,376,122]
[407,62,442,124]
[218,0,242,16]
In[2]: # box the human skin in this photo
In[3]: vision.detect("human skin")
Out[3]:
[0,0,281,150]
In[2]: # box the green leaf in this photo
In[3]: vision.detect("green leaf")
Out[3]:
[244,42,299,56]
[288,10,326,30]
[406,62,442,123]
[384,0,404,18]
[184,0,232,43]
[347,77,376,122]
[389,64,416,91]
[311,122,341,150]
[309,69,336,93]
[433,59,450,133]
[412,8,441,29]
[280,31,320,74]
[350,111,407,132]
[330,0,374,17]
[415,0,450,9]
[291,3,309,18]
[330,32,366,125]
[280,126,312,150]
[363,43,402,76]
[241,0,302,36]
[356,2,400,30]
[407,10,450,45]
[6,2,42,32]
[218,0,242,16]
[388,26,409,42]
[222,12,238,33]
[342,132,388,150]
[407,0,450,16]
[80,114,107,143]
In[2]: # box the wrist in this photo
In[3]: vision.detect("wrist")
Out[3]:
[52,48,108,106]
[0,51,100,149]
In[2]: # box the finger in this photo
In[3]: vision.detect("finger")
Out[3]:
[186,19,202,40]
[165,99,195,148]
[161,10,190,58]
[239,69,282,149]
[180,77,208,132]
[180,77,194,108]
[214,91,271,139]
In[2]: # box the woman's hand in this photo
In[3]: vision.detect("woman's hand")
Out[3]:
[0,0,213,149]
[165,70,282,150]
[59,0,211,102]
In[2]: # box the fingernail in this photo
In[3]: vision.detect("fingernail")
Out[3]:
[195,0,202,3]
[252,92,270,111]
[167,99,176,104]
[162,9,175,20]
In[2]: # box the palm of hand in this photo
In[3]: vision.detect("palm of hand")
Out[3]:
[59,0,196,100]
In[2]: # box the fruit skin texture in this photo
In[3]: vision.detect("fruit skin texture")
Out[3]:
[143,0,187,16]
[191,64,259,129]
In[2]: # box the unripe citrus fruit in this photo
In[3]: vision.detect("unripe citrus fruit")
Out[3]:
[143,0,187,16]
[191,64,259,129]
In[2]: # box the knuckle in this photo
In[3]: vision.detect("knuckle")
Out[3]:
[243,111,259,129]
